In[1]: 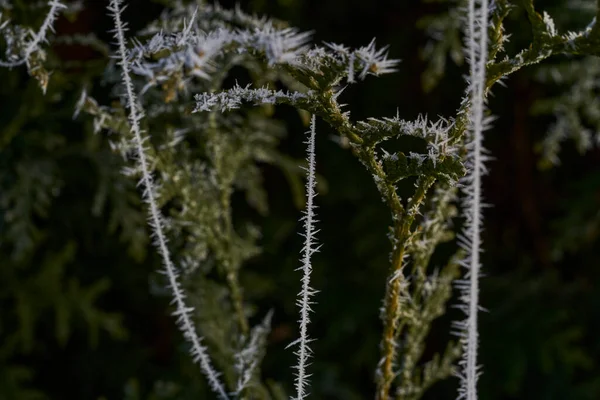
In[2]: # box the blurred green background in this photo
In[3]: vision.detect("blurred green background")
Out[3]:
[1,0,599,399]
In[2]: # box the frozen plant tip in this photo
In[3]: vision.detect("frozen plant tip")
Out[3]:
[107,0,228,398]
[289,114,320,400]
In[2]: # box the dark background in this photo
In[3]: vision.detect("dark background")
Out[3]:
[1,0,599,399]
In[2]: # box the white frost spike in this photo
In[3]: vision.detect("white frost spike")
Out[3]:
[107,1,228,399]
[458,0,490,399]
[542,11,557,37]
[291,114,320,400]
[177,5,198,46]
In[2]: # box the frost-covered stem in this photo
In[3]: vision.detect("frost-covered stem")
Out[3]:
[376,177,434,400]
[377,222,409,400]
[0,0,66,68]
[459,0,489,399]
[25,0,65,60]
[293,114,319,400]
[108,1,228,398]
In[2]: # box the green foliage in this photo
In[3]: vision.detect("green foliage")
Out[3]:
[0,64,131,400]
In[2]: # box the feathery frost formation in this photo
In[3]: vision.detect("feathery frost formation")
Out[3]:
[290,114,319,400]
[128,22,312,85]
[107,0,227,398]
[125,8,397,100]
[456,0,491,399]
[193,84,311,113]
[234,311,273,395]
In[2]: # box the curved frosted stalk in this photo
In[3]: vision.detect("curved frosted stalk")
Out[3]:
[107,1,228,398]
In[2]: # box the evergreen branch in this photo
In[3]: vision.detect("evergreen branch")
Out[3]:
[485,8,600,87]
[107,1,228,398]
[448,1,600,149]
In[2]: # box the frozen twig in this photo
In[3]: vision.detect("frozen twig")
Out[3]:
[289,114,320,400]
[456,0,491,399]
